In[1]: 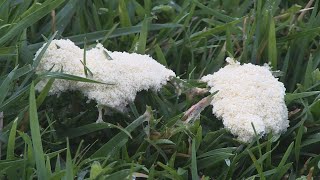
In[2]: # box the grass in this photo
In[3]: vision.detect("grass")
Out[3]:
[0,0,320,179]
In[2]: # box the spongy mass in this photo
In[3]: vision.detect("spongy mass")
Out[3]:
[201,57,289,142]
[35,39,175,112]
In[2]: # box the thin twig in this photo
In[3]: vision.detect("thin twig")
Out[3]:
[307,167,314,180]
[186,87,209,100]
[242,16,248,46]
[51,10,56,33]
[182,94,215,123]
[288,108,301,118]
[274,7,314,20]
[298,0,314,21]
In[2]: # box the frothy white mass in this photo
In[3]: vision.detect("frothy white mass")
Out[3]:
[201,57,289,142]
[35,39,175,122]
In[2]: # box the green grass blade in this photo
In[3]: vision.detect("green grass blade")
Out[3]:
[118,0,132,27]
[0,0,64,46]
[89,161,102,179]
[63,139,74,180]
[36,78,54,108]
[274,163,292,180]
[55,154,61,172]
[145,138,168,162]
[301,132,320,147]
[0,84,29,111]
[285,91,320,105]
[157,162,183,180]
[32,31,57,70]
[198,148,235,159]
[45,156,52,176]
[175,18,242,46]
[226,27,234,56]
[92,3,102,30]
[133,1,146,17]
[295,120,304,171]
[148,165,155,180]
[0,159,25,171]
[0,0,9,24]
[29,81,47,179]
[28,23,182,51]
[191,138,199,180]
[240,143,276,179]
[6,118,18,160]
[129,102,139,119]
[58,122,132,140]
[101,23,119,44]
[0,46,17,57]
[136,17,149,54]
[197,152,234,170]
[154,44,168,66]
[73,140,84,165]
[105,169,132,180]
[278,27,320,44]
[0,66,17,104]
[90,108,151,158]
[280,47,290,82]
[40,71,113,85]
[192,0,234,22]
[0,65,32,82]
[50,171,66,179]
[268,16,277,69]
[36,0,79,39]
[303,56,314,88]
[247,149,266,180]
[279,142,294,168]
[272,142,294,179]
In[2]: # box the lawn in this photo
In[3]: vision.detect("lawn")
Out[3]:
[1,0,320,179]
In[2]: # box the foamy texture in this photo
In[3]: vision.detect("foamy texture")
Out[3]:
[201,57,289,142]
[35,39,175,121]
